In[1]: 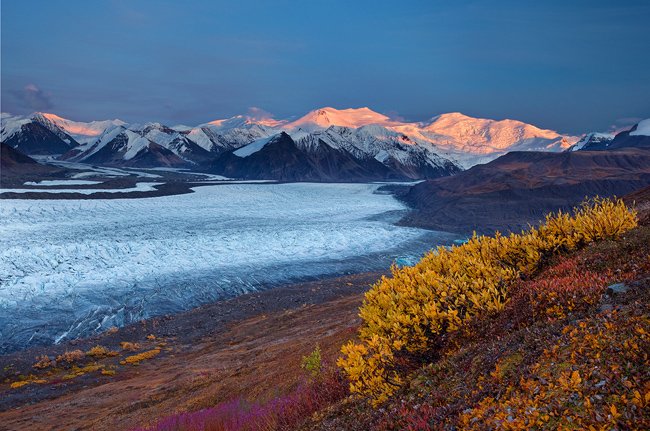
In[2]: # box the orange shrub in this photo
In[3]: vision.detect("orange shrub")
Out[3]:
[120,341,140,351]
[86,345,119,358]
[121,349,160,365]
[339,198,637,404]
[56,349,85,364]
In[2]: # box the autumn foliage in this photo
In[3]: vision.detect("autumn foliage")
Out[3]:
[338,198,638,403]
[460,309,649,430]
[135,368,348,431]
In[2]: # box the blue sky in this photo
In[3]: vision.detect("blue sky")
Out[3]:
[2,0,649,133]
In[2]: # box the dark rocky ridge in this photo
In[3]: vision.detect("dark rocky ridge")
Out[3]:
[209,132,458,181]
[399,148,650,235]
[0,143,67,186]
[61,128,189,168]
[580,125,650,151]
[2,121,76,155]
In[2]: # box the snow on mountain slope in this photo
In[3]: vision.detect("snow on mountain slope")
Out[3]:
[569,132,615,151]
[122,129,152,160]
[31,113,80,146]
[297,125,445,166]
[284,108,576,168]
[61,121,213,165]
[285,107,398,133]
[1,113,78,155]
[395,112,578,167]
[184,127,222,152]
[233,135,275,157]
[88,123,211,164]
[173,115,281,155]
[630,118,650,136]
[293,125,460,179]
[0,113,32,141]
[33,112,126,144]
[211,123,277,148]
[206,114,285,129]
[420,112,568,150]
[63,125,129,160]
[62,125,188,167]
[4,108,581,172]
[73,125,125,158]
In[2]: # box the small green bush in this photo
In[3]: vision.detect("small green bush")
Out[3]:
[302,345,322,379]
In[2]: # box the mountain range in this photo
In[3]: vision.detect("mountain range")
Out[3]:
[2,107,647,182]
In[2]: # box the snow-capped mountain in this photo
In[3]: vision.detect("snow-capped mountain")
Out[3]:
[630,118,650,137]
[32,112,126,144]
[1,113,78,155]
[285,107,398,133]
[284,108,577,168]
[575,119,650,151]
[61,125,187,167]
[208,132,452,181]
[130,122,213,163]
[568,132,615,151]
[199,116,278,150]
[205,113,285,129]
[396,112,577,167]
[295,124,459,179]
[61,117,277,167]
[1,113,32,142]
[3,107,585,179]
[567,119,650,152]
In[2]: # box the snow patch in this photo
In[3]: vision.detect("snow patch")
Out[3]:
[123,130,152,160]
[233,136,274,157]
[24,180,102,186]
[1,182,162,194]
[569,132,614,151]
[630,119,650,136]
[35,112,126,139]
[0,113,31,140]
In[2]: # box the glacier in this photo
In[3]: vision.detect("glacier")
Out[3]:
[0,183,457,353]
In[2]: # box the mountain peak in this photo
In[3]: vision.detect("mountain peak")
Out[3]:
[32,112,126,138]
[205,114,284,130]
[286,107,393,131]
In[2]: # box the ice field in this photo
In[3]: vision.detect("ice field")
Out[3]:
[0,183,456,352]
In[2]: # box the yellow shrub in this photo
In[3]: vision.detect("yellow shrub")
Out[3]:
[10,376,47,389]
[86,345,119,358]
[120,341,140,351]
[120,349,160,365]
[56,349,85,364]
[32,355,53,369]
[338,198,637,404]
[10,381,31,389]
[460,311,649,430]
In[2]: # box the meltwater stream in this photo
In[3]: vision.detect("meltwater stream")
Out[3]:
[0,183,458,353]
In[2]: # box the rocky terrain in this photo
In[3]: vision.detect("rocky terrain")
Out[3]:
[399,147,650,234]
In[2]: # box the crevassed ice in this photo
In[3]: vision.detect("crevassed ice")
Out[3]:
[0,183,455,352]
[23,180,103,186]
[0,182,162,194]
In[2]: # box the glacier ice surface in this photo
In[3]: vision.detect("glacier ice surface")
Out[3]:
[0,183,457,352]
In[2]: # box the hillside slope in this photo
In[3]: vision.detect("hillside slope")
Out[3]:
[3,195,647,431]
[306,224,649,430]
[0,143,67,186]
[115,194,650,431]
[400,148,650,234]
[304,199,649,431]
